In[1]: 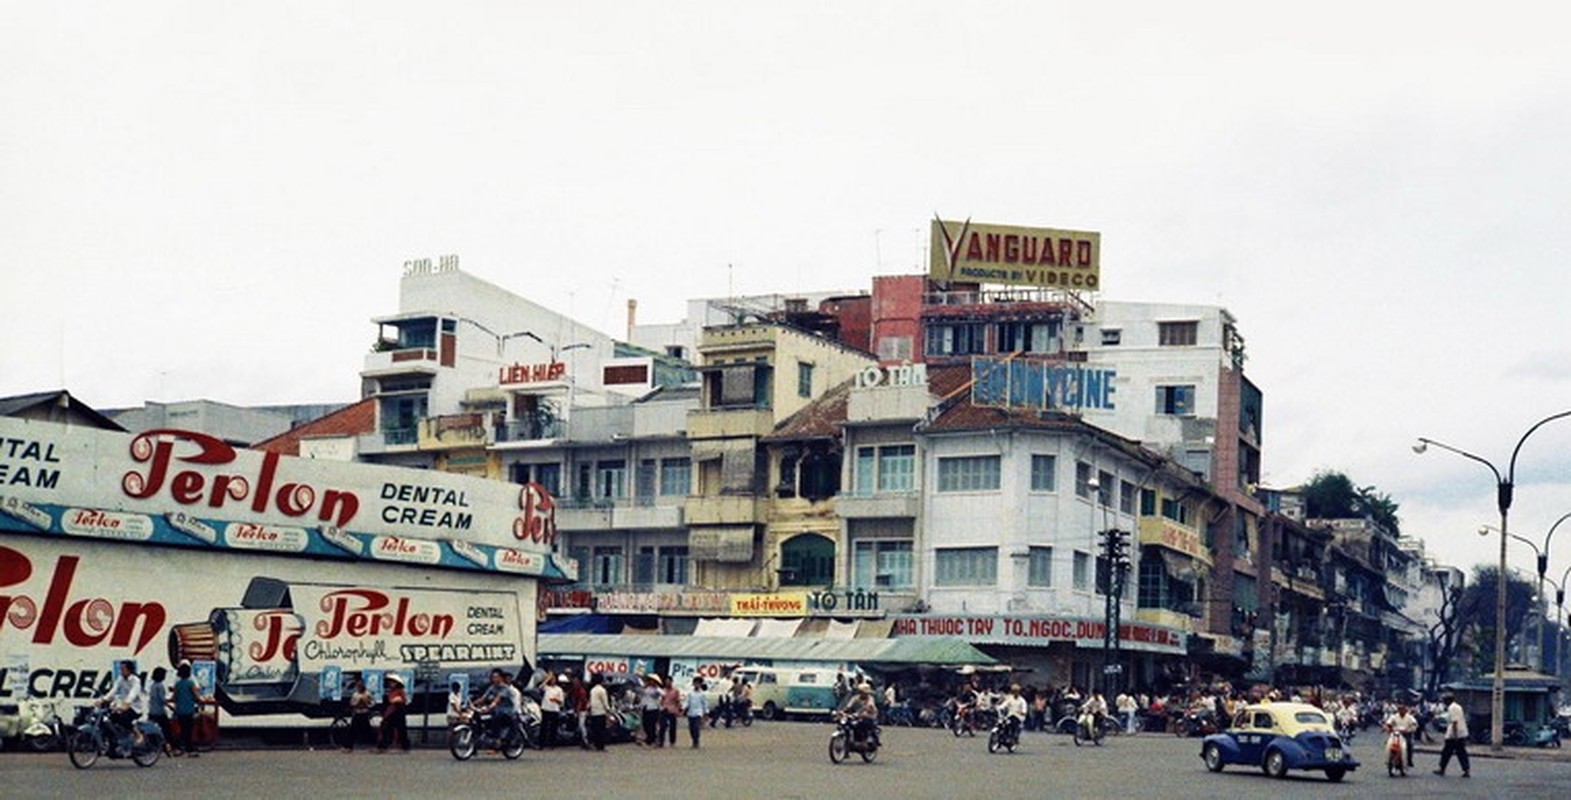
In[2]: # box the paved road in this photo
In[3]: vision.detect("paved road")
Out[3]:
[4,722,1566,799]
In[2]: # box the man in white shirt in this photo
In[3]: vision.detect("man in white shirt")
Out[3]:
[999,684,1028,742]
[1434,693,1470,778]
[100,660,147,748]
[587,674,611,751]
[1385,703,1419,768]
[1116,692,1138,734]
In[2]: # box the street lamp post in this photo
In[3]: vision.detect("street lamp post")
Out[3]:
[1414,409,1571,751]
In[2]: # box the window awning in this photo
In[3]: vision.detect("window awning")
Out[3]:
[690,526,755,562]
[537,633,999,666]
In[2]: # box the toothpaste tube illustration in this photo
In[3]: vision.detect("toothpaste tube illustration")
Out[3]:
[448,538,488,568]
[0,495,53,530]
[166,511,218,545]
[320,525,364,557]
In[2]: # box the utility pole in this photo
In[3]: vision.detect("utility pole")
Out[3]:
[1101,528,1132,697]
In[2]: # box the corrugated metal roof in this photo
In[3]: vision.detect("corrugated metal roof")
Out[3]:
[538,633,997,665]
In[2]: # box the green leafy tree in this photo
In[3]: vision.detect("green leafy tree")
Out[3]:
[1455,566,1536,676]
[1300,470,1401,534]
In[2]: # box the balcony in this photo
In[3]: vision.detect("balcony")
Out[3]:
[835,491,920,519]
[552,497,686,531]
[922,286,1092,316]
[685,494,766,526]
[688,407,775,439]
[362,348,440,378]
[418,412,494,450]
[493,416,566,446]
[1135,607,1197,633]
[1137,516,1212,565]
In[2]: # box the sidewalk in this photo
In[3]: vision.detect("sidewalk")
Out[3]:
[1412,744,1571,762]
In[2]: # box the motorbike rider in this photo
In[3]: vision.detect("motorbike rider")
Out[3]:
[98,660,147,750]
[472,669,521,741]
[843,683,880,745]
[1080,690,1109,737]
[1385,703,1419,769]
[998,684,1027,742]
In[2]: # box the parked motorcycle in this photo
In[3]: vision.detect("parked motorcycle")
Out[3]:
[449,710,527,760]
[827,712,880,764]
[988,716,1021,754]
[21,698,68,752]
[67,705,164,769]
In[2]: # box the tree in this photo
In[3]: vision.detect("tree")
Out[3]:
[1300,470,1402,535]
[1425,584,1464,695]
[1455,566,1536,676]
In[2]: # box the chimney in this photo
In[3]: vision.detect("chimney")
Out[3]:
[626,298,638,341]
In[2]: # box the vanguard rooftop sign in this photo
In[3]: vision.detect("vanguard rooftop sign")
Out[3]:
[930,217,1101,290]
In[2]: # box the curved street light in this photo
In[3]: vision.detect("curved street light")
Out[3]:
[1414,409,1571,751]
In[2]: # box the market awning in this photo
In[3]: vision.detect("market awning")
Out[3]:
[537,633,998,666]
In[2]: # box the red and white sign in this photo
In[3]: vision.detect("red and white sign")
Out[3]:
[223,522,309,553]
[499,361,566,385]
[493,548,544,574]
[62,509,154,542]
[368,535,442,565]
[0,417,556,555]
[889,614,1186,655]
[0,535,534,714]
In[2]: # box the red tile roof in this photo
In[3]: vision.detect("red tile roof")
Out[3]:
[252,398,376,456]
[765,380,853,441]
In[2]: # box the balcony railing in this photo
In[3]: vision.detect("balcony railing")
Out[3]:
[382,427,418,445]
[497,417,566,442]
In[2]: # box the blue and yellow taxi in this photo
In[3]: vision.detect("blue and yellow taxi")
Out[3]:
[1199,702,1358,782]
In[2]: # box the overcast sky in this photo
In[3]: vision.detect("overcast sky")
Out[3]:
[5,2,1570,579]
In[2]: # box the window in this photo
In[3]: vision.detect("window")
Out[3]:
[379,394,428,444]
[531,463,563,498]
[659,458,692,496]
[854,445,915,495]
[1074,462,1093,499]
[1100,328,1121,346]
[855,447,876,495]
[659,545,689,585]
[707,363,772,409]
[636,459,657,499]
[935,547,998,586]
[780,534,835,586]
[876,336,913,361]
[937,455,1001,492]
[1156,385,1196,416]
[1028,547,1053,587]
[877,446,915,492]
[1097,470,1114,506]
[797,362,814,398]
[1160,497,1191,525]
[996,321,1060,354]
[591,546,624,586]
[1140,488,1156,516]
[575,463,592,500]
[1119,480,1137,515]
[853,541,914,589]
[926,322,986,356]
[1236,515,1252,559]
[596,460,627,499]
[1073,551,1090,590]
[1030,455,1057,492]
[1158,321,1198,346]
[1138,556,1164,609]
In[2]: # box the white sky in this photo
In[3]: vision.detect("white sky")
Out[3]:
[4,1,1571,579]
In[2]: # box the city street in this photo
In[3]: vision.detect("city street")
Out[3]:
[4,722,1566,799]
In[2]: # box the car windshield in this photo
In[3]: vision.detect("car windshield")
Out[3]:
[1295,711,1330,726]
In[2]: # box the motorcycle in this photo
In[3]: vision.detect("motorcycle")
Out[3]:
[827,712,880,764]
[949,703,995,737]
[1171,709,1218,738]
[1384,726,1407,777]
[988,716,1021,754]
[67,705,164,769]
[449,710,527,760]
[1072,710,1104,747]
[20,698,68,752]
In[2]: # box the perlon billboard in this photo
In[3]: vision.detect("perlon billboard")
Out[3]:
[0,417,573,581]
[930,217,1101,290]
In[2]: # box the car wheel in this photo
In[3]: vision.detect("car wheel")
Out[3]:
[1325,767,1347,782]
[1203,742,1225,772]
[761,702,780,721]
[1265,749,1288,779]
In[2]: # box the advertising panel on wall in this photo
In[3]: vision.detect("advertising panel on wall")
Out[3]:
[930,217,1101,290]
[0,417,569,722]
[889,614,1186,655]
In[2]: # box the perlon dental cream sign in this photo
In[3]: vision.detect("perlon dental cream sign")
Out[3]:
[930,217,1100,290]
